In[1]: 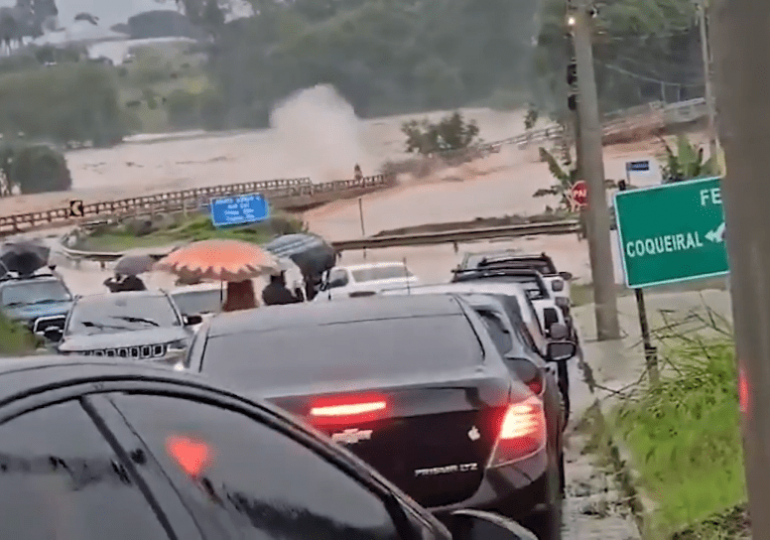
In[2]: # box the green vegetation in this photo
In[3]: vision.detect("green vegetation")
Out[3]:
[401,112,481,155]
[533,147,580,210]
[0,312,38,356]
[0,62,127,147]
[533,0,704,120]
[660,135,720,183]
[612,334,745,537]
[0,143,72,195]
[75,213,307,252]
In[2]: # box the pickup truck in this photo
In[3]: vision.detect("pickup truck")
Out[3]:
[450,265,567,337]
[457,251,576,338]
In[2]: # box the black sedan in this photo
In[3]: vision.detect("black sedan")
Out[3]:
[182,295,575,540]
[0,356,537,540]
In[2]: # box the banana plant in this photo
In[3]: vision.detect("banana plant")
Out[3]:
[533,147,579,210]
[659,135,719,183]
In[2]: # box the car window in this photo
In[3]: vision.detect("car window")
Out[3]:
[477,310,513,356]
[0,280,71,307]
[113,394,401,540]
[68,295,181,335]
[0,400,170,540]
[328,268,349,287]
[490,294,546,354]
[200,315,483,389]
[171,289,223,316]
[351,266,413,282]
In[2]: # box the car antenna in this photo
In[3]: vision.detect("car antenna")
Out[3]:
[403,257,411,295]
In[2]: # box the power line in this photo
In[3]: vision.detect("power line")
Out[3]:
[596,60,705,87]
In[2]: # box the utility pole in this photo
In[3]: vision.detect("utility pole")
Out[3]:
[711,0,770,537]
[697,0,719,161]
[570,0,621,340]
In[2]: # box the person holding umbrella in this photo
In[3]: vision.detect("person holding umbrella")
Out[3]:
[153,239,279,313]
[105,254,155,292]
[262,270,302,306]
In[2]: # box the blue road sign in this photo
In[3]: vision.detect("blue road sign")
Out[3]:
[210,193,269,228]
[626,160,651,172]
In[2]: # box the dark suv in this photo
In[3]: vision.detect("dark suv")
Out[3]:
[0,273,73,336]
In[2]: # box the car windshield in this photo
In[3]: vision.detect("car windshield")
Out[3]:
[201,314,482,389]
[351,266,413,282]
[171,289,223,316]
[68,295,180,335]
[0,280,71,307]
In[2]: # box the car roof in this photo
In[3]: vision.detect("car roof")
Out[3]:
[0,356,227,403]
[0,275,61,286]
[383,282,530,299]
[341,261,407,271]
[207,294,464,337]
[76,290,169,303]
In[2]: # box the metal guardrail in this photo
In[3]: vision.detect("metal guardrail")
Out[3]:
[56,220,582,264]
[0,174,396,235]
[332,220,581,251]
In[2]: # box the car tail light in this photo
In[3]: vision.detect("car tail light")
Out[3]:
[507,358,545,396]
[309,395,387,425]
[487,396,546,468]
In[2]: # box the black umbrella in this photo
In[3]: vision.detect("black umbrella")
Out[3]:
[114,254,155,276]
[263,234,336,278]
[0,241,50,276]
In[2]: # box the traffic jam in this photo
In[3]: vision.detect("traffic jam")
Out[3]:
[0,237,579,540]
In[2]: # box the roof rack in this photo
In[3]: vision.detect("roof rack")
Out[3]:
[452,266,540,276]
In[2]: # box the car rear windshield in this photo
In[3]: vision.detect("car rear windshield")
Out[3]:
[172,289,223,315]
[351,266,413,282]
[0,280,70,307]
[201,314,483,388]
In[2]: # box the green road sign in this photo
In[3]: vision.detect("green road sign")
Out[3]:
[615,176,728,288]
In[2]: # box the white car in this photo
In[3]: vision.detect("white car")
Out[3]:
[314,262,420,301]
[380,281,560,351]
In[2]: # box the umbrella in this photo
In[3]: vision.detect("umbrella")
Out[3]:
[153,239,279,282]
[263,234,336,278]
[114,254,156,276]
[0,241,50,276]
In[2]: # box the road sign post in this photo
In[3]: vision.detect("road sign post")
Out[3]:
[615,175,728,384]
[615,176,728,288]
[210,193,270,228]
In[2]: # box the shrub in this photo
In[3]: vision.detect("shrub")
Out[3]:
[0,312,38,356]
[401,112,481,155]
[11,145,72,195]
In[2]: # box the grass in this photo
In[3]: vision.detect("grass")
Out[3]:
[610,327,746,538]
[0,312,38,356]
[74,213,307,252]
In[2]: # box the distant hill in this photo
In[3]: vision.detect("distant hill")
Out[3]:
[123,10,206,40]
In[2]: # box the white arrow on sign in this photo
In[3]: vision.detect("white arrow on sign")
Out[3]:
[705,222,726,243]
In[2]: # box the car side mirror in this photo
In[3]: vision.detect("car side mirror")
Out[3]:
[551,279,564,292]
[184,314,203,326]
[547,340,577,362]
[448,509,538,540]
[549,322,569,341]
[42,327,63,342]
[559,271,573,281]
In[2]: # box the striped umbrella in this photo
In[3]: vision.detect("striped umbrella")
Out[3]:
[153,239,279,282]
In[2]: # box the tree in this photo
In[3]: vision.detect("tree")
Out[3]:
[533,147,579,210]
[659,134,719,183]
[165,89,201,129]
[0,63,128,146]
[9,144,72,194]
[401,112,480,155]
